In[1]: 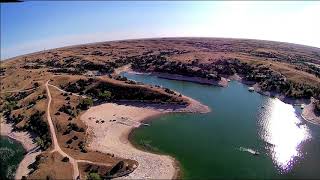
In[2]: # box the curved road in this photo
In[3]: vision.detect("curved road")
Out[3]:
[45,80,113,179]
[46,80,80,179]
[1,80,108,179]
[48,84,87,98]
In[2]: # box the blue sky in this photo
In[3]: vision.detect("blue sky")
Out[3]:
[1,1,320,59]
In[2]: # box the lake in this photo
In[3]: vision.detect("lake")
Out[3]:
[0,136,25,179]
[123,72,320,179]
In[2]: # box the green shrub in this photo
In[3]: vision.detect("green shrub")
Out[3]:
[98,90,112,100]
[77,98,93,110]
[315,100,320,113]
[62,157,69,162]
[87,173,101,180]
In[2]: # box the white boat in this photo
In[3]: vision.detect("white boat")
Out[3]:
[248,87,255,92]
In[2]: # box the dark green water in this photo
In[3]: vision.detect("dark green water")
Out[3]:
[123,72,320,179]
[0,136,25,179]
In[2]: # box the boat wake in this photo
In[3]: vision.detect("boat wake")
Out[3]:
[239,147,260,155]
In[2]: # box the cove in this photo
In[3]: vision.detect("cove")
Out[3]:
[123,72,320,179]
[0,136,25,179]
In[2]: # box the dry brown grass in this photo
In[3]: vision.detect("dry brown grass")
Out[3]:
[5,37,318,90]
[48,86,134,170]
[240,58,320,87]
[28,152,73,179]
[1,37,319,178]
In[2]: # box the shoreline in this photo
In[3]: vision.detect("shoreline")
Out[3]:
[152,72,228,87]
[301,98,320,125]
[233,74,319,125]
[125,69,228,87]
[241,81,320,126]
[0,65,317,179]
[0,117,41,180]
[80,94,210,179]
[127,118,183,179]
[125,70,319,125]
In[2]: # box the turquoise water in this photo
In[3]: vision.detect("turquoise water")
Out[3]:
[123,72,320,179]
[0,136,25,179]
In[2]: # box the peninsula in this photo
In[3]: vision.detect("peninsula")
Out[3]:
[1,38,320,179]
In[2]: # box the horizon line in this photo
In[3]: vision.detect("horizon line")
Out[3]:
[2,36,320,62]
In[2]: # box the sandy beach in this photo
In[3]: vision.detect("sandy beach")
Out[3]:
[113,64,132,75]
[81,96,210,179]
[0,117,41,179]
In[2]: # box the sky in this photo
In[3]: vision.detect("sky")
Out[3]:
[1,1,320,60]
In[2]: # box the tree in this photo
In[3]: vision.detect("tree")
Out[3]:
[34,82,39,88]
[98,90,112,100]
[315,100,320,113]
[35,137,44,148]
[77,98,93,110]
[87,173,101,180]
[62,157,69,162]
[304,88,314,98]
